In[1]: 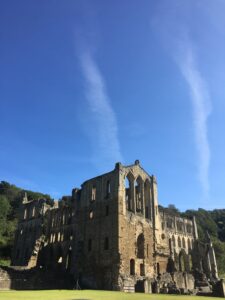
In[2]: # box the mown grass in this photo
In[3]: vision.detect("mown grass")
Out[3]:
[0,290,221,300]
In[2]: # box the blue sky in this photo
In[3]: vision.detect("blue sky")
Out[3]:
[1,1,225,210]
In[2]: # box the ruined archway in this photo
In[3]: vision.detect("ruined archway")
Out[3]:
[125,173,134,212]
[137,233,145,258]
[130,259,135,275]
[178,249,189,272]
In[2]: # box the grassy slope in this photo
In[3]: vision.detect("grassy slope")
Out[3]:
[0,290,222,300]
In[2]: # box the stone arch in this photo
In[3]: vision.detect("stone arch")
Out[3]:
[178,249,189,272]
[167,257,175,273]
[125,172,134,212]
[130,259,135,275]
[137,233,145,258]
[172,235,176,248]
[187,238,191,253]
[178,236,181,248]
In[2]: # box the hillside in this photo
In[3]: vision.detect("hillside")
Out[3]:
[0,181,53,264]
[0,181,224,276]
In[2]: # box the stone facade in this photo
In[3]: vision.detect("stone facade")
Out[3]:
[7,161,220,294]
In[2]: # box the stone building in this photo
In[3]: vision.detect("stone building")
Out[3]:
[9,160,220,294]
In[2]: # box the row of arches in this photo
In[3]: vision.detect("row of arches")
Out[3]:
[125,174,152,218]
[170,235,193,253]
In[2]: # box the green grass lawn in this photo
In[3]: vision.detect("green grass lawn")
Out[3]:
[0,290,221,300]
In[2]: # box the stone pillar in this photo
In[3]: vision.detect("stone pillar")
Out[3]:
[131,179,136,213]
[192,216,198,240]
[174,216,177,233]
[151,176,160,245]
[141,181,145,217]
[208,242,219,279]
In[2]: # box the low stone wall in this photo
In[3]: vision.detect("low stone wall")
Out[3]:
[0,266,72,290]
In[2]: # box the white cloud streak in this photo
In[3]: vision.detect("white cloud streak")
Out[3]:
[80,51,123,169]
[176,42,212,197]
[151,2,212,197]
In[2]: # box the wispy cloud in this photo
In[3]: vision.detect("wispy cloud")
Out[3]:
[151,2,212,197]
[79,50,123,169]
[175,41,212,197]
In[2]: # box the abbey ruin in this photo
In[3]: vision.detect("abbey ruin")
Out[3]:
[1,161,224,296]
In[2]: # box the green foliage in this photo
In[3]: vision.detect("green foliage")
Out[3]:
[182,208,225,276]
[0,258,10,266]
[0,181,53,262]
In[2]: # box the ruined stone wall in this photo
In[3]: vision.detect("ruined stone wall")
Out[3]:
[117,162,156,292]
[72,168,120,290]
[37,202,75,273]
[11,198,50,267]
[156,210,195,273]
[9,160,220,295]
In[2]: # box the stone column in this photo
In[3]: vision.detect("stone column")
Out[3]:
[131,178,136,213]
[141,181,145,217]
[208,242,219,279]
[192,216,199,240]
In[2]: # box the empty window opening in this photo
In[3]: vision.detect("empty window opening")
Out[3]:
[89,210,94,219]
[177,221,183,232]
[187,238,191,251]
[130,259,135,275]
[106,180,111,196]
[104,237,109,250]
[125,176,132,211]
[157,263,160,276]
[178,236,181,248]
[137,233,145,259]
[172,235,176,248]
[186,224,192,233]
[105,205,109,216]
[91,186,96,201]
[134,176,143,213]
[179,252,186,272]
[58,256,62,264]
[182,237,186,249]
[144,179,151,219]
[24,208,27,219]
[88,239,92,251]
[140,263,145,276]
[145,207,149,219]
